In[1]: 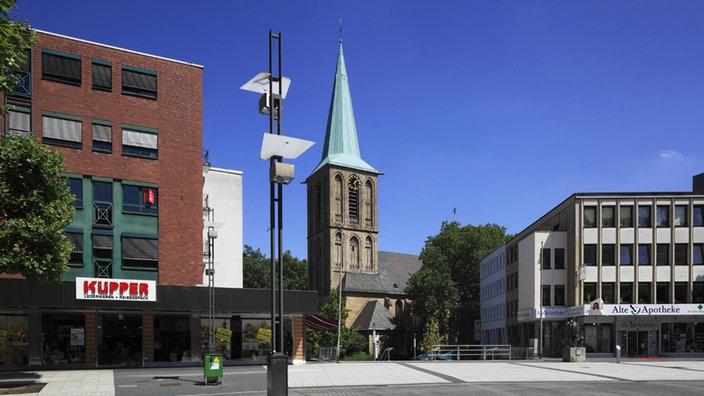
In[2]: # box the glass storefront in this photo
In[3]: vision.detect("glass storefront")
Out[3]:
[154,315,190,362]
[662,322,704,353]
[200,318,233,360]
[583,323,613,353]
[0,315,29,366]
[97,313,142,367]
[42,313,85,365]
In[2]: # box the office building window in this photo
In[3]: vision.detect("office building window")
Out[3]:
[656,205,669,227]
[65,177,83,209]
[554,248,565,269]
[620,283,633,303]
[694,206,703,227]
[638,205,651,227]
[123,185,158,215]
[675,244,688,265]
[92,60,111,91]
[92,233,113,278]
[602,282,615,304]
[541,248,551,270]
[42,113,82,149]
[584,244,597,266]
[92,120,112,153]
[674,282,687,303]
[657,244,669,266]
[66,232,83,267]
[7,106,31,136]
[584,283,597,303]
[638,282,652,303]
[638,244,651,265]
[620,205,633,227]
[656,282,670,304]
[584,206,596,228]
[694,282,704,303]
[542,285,551,306]
[93,181,113,227]
[602,244,615,266]
[42,49,81,85]
[121,235,158,270]
[674,205,687,227]
[602,206,615,227]
[122,125,157,159]
[694,244,704,265]
[620,244,632,265]
[122,66,157,99]
[554,284,565,306]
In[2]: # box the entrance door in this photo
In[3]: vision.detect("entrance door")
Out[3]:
[98,314,142,367]
[625,331,649,357]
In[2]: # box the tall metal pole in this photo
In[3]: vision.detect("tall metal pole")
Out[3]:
[276,31,285,356]
[336,230,344,363]
[268,29,277,353]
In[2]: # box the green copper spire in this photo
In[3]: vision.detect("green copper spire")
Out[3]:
[311,40,379,175]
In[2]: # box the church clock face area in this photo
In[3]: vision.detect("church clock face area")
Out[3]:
[348,175,360,191]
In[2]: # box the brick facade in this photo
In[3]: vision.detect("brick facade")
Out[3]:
[27,31,203,285]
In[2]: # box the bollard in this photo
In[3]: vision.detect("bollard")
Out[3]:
[615,345,621,363]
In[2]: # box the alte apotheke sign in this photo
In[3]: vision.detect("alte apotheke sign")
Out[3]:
[76,277,157,302]
[597,304,704,316]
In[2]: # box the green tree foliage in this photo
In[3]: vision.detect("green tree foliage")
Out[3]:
[305,289,367,360]
[406,221,511,344]
[0,0,36,115]
[419,318,445,353]
[242,244,308,290]
[0,134,74,282]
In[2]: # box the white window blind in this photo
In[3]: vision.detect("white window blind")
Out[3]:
[122,128,157,149]
[42,115,82,142]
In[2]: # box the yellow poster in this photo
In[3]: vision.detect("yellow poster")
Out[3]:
[215,327,232,342]
[257,327,272,342]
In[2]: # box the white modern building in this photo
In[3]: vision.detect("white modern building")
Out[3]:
[202,165,243,288]
[479,246,507,345]
[481,174,704,358]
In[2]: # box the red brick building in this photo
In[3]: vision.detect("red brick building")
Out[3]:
[1,30,315,368]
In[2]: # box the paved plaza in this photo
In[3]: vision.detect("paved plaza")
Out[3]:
[1,358,704,395]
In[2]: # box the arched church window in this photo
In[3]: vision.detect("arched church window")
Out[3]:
[363,179,373,227]
[350,236,360,269]
[365,236,373,269]
[334,175,343,223]
[335,232,343,269]
[348,175,360,225]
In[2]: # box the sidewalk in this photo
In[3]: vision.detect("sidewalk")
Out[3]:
[1,358,704,395]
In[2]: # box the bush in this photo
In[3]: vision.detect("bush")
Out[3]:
[343,351,371,361]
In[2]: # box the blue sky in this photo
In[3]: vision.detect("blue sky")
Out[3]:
[15,1,704,259]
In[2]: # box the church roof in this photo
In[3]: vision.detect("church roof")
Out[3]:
[351,300,395,331]
[345,251,421,295]
[310,40,380,176]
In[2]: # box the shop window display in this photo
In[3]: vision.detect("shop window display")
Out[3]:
[42,314,85,365]
[154,316,190,362]
[241,319,272,361]
[0,315,29,366]
[200,318,233,360]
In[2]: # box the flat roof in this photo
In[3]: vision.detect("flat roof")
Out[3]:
[37,29,204,69]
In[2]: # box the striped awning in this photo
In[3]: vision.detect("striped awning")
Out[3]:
[305,315,338,331]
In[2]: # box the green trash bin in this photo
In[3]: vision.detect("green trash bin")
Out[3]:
[204,354,224,385]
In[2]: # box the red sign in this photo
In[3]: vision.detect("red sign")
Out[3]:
[144,188,155,205]
[76,277,156,302]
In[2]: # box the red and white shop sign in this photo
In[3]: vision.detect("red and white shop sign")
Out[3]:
[76,277,157,302]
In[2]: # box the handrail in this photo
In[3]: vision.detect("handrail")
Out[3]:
[430,344,511,361]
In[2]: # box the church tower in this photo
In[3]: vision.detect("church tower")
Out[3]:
[306,40,381,298]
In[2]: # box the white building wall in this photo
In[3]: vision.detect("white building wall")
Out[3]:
[202,166,243,288]
[479,246,507,344]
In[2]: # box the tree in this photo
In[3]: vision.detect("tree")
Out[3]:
[0,133,75,282]
[0,0,36,115]
[305,289,367,360]
[242,244,308,290]
[405,221,511,344]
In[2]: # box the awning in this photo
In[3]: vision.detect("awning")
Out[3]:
[305,314,338,331]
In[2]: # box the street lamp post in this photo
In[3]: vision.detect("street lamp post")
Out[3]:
[539,241,543,360]
[336,230,344,363]
[241,30,314,396]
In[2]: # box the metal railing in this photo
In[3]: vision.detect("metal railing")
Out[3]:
[430,344,511,361]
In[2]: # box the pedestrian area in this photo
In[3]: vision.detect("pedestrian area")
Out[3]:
[1,359,704,395]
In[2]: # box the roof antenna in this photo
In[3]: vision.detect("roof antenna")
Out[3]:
[339,17,343,42]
